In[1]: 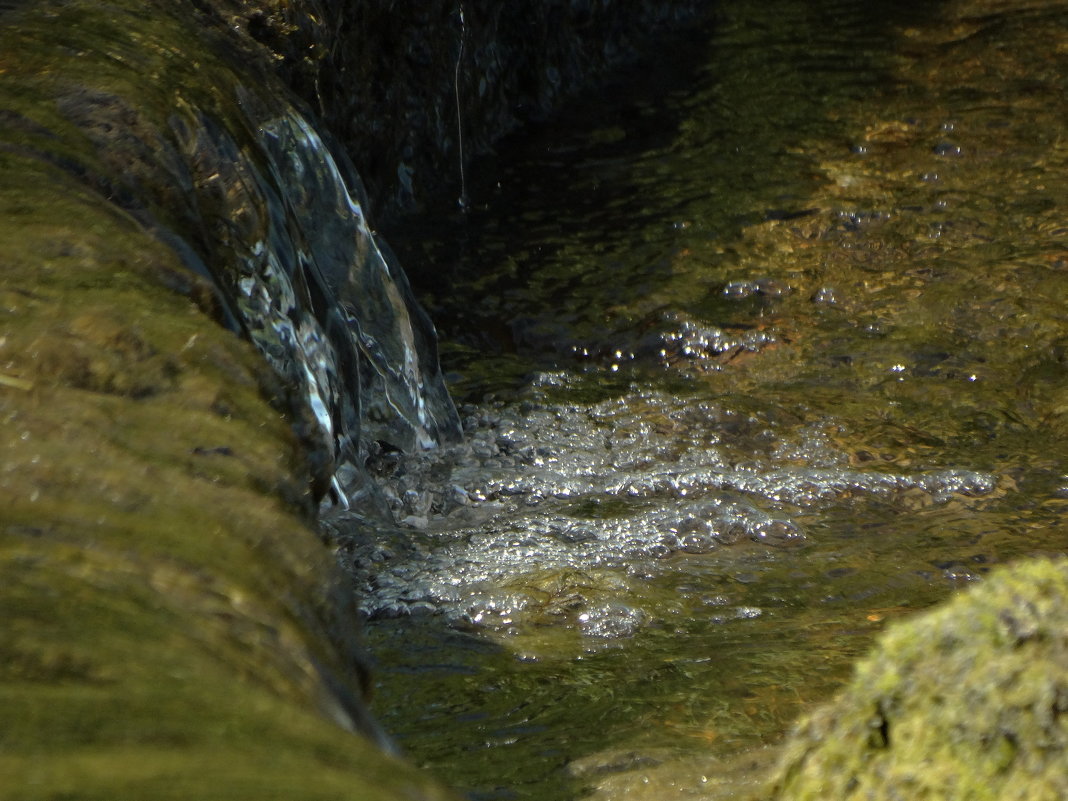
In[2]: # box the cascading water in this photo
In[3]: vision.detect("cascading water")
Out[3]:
[0,2,470,794]
[173,88,462,503]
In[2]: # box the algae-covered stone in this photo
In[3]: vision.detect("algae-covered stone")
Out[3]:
[0,1,461,798]
[0,149,458,801]
[764,558,1068,801]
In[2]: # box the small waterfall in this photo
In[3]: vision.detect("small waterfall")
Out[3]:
[168,86,461,501]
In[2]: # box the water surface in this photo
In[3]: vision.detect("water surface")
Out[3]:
[355,0,1068,798]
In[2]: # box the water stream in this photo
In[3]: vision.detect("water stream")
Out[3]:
[328,0,1067,799]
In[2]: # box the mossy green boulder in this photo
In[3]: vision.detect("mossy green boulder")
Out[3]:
[0,0,458,797]
[764,558,1068,801]
[0,135,456,801]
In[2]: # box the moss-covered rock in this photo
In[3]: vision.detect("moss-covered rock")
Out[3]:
[763,558,1068,801]
[0,154,460,798]
[0,1,455,798]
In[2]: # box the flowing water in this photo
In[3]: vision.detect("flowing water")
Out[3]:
[329,0,1068,798]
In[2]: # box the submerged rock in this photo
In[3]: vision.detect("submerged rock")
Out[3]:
[763,558,1068,801]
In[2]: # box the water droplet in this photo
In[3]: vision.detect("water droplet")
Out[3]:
[932,141,962,157]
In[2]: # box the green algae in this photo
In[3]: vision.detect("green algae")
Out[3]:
[0,2,462,798]
[763,558,1068,801]
[3,0,1066,799]
[0,150,456,799]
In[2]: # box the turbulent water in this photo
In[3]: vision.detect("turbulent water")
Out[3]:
[334,392,996,624]
[234,101,461,460]
[199,94,462,495]
[327,0,1068,799]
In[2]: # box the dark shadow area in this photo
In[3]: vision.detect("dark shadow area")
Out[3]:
[385,0,948,403]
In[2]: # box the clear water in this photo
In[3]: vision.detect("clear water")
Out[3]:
[347,0,1068,799]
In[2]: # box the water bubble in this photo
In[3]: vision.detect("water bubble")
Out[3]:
[675,518,716,553]
[646,542,673,559]
[713,520,748,546]
[811,286,840,305]
[679,535,716,554]
[723,280,757,299]
[557,525,599,544]
[402,488,431,516]
[446,484,471,507]
[750,519,805,547]
[932,141,962,157]
[578,601,646,639]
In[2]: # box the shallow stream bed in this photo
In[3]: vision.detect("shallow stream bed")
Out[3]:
[341,1,1068,798]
